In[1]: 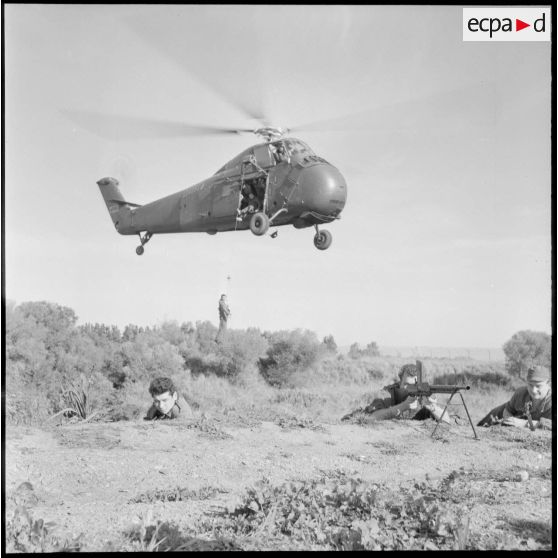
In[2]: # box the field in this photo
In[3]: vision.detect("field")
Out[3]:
[5,394,552,551]
[4,306,553,551]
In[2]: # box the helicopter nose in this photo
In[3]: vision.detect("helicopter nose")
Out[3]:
[298,163,347,217]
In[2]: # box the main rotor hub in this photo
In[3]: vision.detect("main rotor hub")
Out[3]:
[254,126,289,142]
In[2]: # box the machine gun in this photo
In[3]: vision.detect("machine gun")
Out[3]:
[409,360,478,439]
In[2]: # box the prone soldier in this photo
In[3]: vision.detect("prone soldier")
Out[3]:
[341,362,452,423]
[144,376,194,421]
[477,365,552,430]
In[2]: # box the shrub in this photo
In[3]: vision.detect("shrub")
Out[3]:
[207,473,470,550]
[119,334,185,384]
[503,330,551,377]
[60,372,113,421]
[259,329,323,388]
[5,496,82,552]
[348,342,380,359]
[194,320,220,353]
[215,329,269,381]
[5,386,54,426]
[107,379,149,421]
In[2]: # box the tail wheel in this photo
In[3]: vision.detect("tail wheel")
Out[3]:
[314,229,332,250]
[250,212,270,236]
[135,231,152,255]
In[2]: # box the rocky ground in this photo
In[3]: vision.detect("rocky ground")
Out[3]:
[5,416,553,551]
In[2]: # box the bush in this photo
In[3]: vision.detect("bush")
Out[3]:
[119,334,185,384]
[60,372,114,421]
[182,328,268,382]
[106,380,150,421]
[207,473,470,550]
[5,298,528,429]
[5,386,54,426]
[348,342,380,359]
[6,503,82,552]
[215,329,269,381]
[259,330,323,388]
[503,330,551,377]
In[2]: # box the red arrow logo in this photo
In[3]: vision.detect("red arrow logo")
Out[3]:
[516,19,530,31]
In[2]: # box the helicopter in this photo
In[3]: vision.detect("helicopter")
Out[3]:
[97,124,347,255]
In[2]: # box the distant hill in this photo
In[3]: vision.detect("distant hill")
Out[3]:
[338,345,505,362]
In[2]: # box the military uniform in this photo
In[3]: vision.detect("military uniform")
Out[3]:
[363,383,434,421]
[342,382,433,421]
[218,297,230,336]
[478,386,552,429]
[477,365,552,430]
[145,395,193,421]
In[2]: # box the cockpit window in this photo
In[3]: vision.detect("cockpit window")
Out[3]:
[272,139,315,157]
[215,139,315,174]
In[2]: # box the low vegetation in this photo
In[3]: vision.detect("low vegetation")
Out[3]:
[5,484,83,553]
[7,299,544,428]
[5,300,552,551]
[200,471,476,550]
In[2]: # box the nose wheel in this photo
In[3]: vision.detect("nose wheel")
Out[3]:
[136,232,153,255]
[313,226,332,250]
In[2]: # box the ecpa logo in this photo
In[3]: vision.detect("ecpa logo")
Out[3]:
[463,8,550,41]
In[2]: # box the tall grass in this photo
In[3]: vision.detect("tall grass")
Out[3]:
[177,356,514,426]
[6,354,515,427]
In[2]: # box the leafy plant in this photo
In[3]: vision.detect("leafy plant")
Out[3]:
[125,512,169,552]
[274,415,326,432]
[130,486,228,504]
[204,472,474,550]
[183,416,233,440]
[56,374,104,422]
[6,505,82,553]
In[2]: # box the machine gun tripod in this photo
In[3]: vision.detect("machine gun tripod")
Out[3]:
[410,360,479,440]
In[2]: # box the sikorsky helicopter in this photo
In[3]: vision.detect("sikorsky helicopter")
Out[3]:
[96,125,347,255]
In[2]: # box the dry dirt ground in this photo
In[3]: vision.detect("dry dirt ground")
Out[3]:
[5,416,553,551]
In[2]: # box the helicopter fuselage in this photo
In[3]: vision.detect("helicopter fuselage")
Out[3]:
[97,137,347,252]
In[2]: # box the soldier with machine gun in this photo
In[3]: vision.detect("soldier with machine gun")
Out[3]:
[342,361,479,437]
[342,362,452,423]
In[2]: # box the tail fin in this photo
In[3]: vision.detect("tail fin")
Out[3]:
[97,177,139,232]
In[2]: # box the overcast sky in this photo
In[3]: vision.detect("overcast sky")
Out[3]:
[4,5,552,349]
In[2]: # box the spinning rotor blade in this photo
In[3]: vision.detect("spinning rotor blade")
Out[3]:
[289,83,497,135]
[125,11,270,127]
[62,110,254,140]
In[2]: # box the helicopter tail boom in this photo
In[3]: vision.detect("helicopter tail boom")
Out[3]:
[97,177,138,234]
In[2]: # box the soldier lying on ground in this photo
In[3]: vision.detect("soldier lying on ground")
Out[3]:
[341,363,451,423]
[144,376,194,421]
[477,365,552,430]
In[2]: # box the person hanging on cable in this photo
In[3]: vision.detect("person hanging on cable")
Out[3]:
[216,293,231,341]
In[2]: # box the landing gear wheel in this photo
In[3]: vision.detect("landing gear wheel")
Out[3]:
[314,229,332,250]
[250,212,270,236]
[135,231,153,255]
